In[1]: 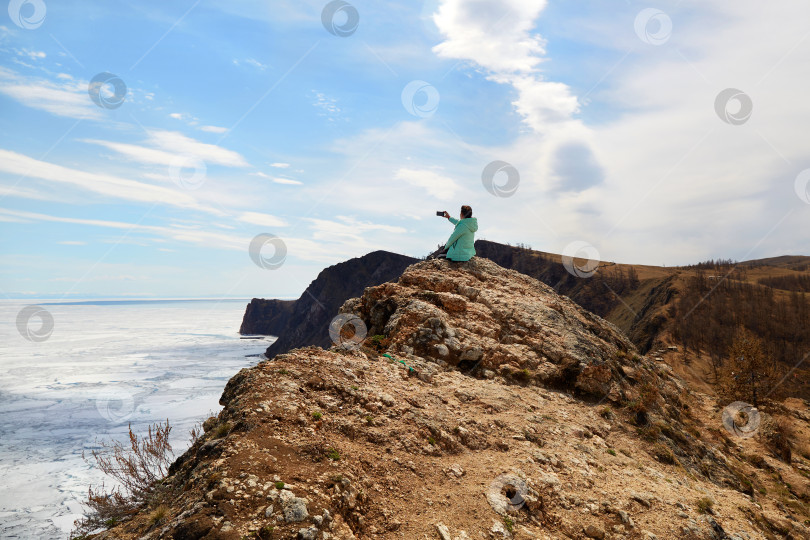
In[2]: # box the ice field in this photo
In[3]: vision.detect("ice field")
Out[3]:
[0,299,273,539]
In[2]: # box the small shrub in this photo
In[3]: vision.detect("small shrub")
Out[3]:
[327,448,341,461]
[206,472,222,489]
[311,411,322,420]
[696,497,714,514]
[368,334,390,352]
[351,385,359,391]
[278,368,288,375]
[274,481,285,490]
[503,517,514,533]
[767,417,794,463]
[214,422,231,439]
[745,453,767,469]
[627,382,661,414]
[149,504,168,527]
[659,423,688,445]
[189,420,204,447]
[637,424,661,442]
[513,368,531,382]
[600,406,614,420]
[364,415,374,425]
[428,436,436,446]
[652,444,675,464]
[607,448,617,456]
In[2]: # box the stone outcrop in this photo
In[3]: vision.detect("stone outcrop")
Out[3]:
[88,258,810,540]
[340,257,654,404]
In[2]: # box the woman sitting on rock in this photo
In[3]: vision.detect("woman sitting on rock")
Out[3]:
[438,205,478,262]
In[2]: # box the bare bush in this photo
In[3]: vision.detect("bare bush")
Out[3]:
[765,416,794,463]
[70,420,173,539]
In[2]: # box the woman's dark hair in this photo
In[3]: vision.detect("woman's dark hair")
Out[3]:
[461,205,472,218]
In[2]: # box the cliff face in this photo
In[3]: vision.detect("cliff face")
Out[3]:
[239,299,296,336]
[261,250,417,358]
[241,241,662,359]
[242,240,671,362]
[92,258,810,540]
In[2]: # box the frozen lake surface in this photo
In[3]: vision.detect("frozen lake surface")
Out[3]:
[0,299,273,539]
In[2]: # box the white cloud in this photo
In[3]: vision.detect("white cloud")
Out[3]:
[433,0,548,73]
[394,168,459,200]
[233,58,267,70]
[304,216,408,254]
[0,206,349,264]
[425,0,810,265]
[199,125,228,133]
[237,211,288,228]
[312,91,341,118]
[0,149,223,214]
[432,0,580,132]
[250,172,302,185]
[16,49,46,60]
[270,162,290,168]
[0,183,63,202]
[0,207,245,251]
[0,66,103,120]
[85,130,249,168]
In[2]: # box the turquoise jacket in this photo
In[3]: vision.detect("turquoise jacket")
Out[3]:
[445,217,478,261]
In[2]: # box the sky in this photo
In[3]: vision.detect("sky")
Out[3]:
[1,0,809,300]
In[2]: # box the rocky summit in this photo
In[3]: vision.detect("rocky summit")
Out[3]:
[340,257,652,403]
[87,258,810,540]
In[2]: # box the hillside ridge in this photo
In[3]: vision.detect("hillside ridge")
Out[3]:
[87,257,810,540]
[241,242,810,399]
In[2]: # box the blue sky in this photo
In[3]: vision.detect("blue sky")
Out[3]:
[1,0,809,299]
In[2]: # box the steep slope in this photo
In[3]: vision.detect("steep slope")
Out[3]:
[261,250,417,358]
[239,299,296,336]
[88,258,810,540]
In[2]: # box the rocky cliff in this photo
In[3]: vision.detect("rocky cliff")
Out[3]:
[239,299,296,336]
[259,250,417,357]
[242,241,668,362]
[90,258,810,540]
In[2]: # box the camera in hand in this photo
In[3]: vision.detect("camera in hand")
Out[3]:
[436,211,444,216]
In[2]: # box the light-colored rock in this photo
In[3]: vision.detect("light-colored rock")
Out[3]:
[490,519,512,539]
[584,524,605,539]
[436,522,452,540]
